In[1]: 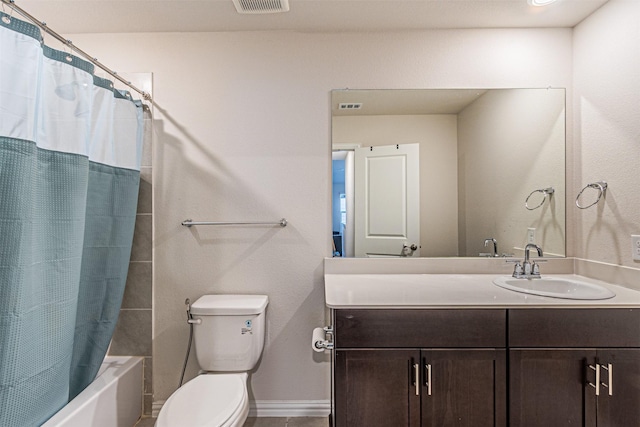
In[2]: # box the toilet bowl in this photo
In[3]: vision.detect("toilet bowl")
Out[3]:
[155,295,268,427]
[156,373,249,427]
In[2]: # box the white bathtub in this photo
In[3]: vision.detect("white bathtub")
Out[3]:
[42,356,144,427]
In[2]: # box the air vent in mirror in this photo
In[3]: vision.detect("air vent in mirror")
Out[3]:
[232,0,290,14]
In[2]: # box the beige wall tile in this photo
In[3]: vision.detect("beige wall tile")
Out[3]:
[109,309,152,356]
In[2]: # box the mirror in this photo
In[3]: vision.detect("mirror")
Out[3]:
[331,88,565,258]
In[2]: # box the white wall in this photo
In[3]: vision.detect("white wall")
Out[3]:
[333,114,459,256]
[573,0,640,267]
[67,29,573,405]
[458,89,566,257]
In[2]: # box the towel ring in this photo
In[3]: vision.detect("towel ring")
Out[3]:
[525,187,555,211]
[576,181,607,209]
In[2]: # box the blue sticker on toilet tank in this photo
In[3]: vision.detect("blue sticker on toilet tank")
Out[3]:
[241,319,253,335]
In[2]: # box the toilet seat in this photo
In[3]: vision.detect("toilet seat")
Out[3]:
[156,373,249,427]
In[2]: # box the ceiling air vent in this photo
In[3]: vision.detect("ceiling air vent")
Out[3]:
[338,103,363,110]
[232,0,290,14]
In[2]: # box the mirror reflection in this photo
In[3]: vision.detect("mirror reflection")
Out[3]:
[332,88,566,258]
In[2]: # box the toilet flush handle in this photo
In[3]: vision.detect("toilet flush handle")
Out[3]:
[187,318,202,325]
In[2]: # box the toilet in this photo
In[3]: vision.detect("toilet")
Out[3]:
[156,294,268,427]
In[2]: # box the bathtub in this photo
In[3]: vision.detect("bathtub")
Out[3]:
[42,356,144,427]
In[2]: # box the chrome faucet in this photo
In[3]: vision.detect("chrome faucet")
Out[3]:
[484,238,498,257]
[512,243,543,279]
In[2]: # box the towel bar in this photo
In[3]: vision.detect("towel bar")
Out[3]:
[181,218,288,227]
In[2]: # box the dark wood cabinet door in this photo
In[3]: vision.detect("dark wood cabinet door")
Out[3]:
[335,349,421,427]
[421,349,507,427]
[335,309,506,348]
[596,349,640,427]
[510,349,597,427]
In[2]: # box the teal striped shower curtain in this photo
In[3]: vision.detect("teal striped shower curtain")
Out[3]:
[0,12,144,426]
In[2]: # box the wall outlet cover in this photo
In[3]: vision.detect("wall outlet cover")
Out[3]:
[632,235,640,261]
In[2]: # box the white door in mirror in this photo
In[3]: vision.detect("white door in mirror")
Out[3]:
[354,143,420,257]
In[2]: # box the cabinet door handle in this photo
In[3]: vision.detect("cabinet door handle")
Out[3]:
[412,361,420,396]
[424,362,432,396]
[588,364,600,396]
[601,363,613,396]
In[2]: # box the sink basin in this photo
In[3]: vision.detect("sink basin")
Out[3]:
[493,276,616,300]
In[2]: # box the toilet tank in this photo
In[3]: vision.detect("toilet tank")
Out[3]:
[190,295,268,372]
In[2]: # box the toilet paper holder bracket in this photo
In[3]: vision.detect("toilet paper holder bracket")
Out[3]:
[314,326,334,351]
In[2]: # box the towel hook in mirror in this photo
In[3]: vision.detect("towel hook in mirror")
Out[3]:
[525,187,555,211]
[576,181,607,209]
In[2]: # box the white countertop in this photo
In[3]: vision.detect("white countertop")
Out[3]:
[324,274,640,309]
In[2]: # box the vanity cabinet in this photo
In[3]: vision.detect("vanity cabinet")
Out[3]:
[332,307,640,427]
[333,309,507,427]
[508,309,640,427]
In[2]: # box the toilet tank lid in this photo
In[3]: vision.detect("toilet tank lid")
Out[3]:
[191,295,268,315]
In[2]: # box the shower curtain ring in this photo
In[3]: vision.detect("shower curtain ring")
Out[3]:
[1,0,14,24]
[62,40,74,62]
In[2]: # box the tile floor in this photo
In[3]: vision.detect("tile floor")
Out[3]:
[134,418,155,427]
[244,418,329,427]
[134,417,329,427]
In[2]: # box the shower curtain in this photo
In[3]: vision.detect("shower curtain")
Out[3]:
[0,12,144,427]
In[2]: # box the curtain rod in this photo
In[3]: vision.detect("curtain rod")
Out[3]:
[1,0,151,101]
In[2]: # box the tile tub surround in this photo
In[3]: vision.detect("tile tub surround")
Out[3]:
[109,106,154,416]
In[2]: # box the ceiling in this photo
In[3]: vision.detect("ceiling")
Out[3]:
[332,89,489,116]
[14,0,609,34]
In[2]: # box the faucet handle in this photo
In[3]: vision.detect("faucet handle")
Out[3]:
[523,261,532,276]
[532,262,540,276]
[511,262,524,278]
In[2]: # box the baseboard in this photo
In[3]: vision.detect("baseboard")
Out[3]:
[249,400,331,418]
[153,399,331,418]
[152,400,165,418]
